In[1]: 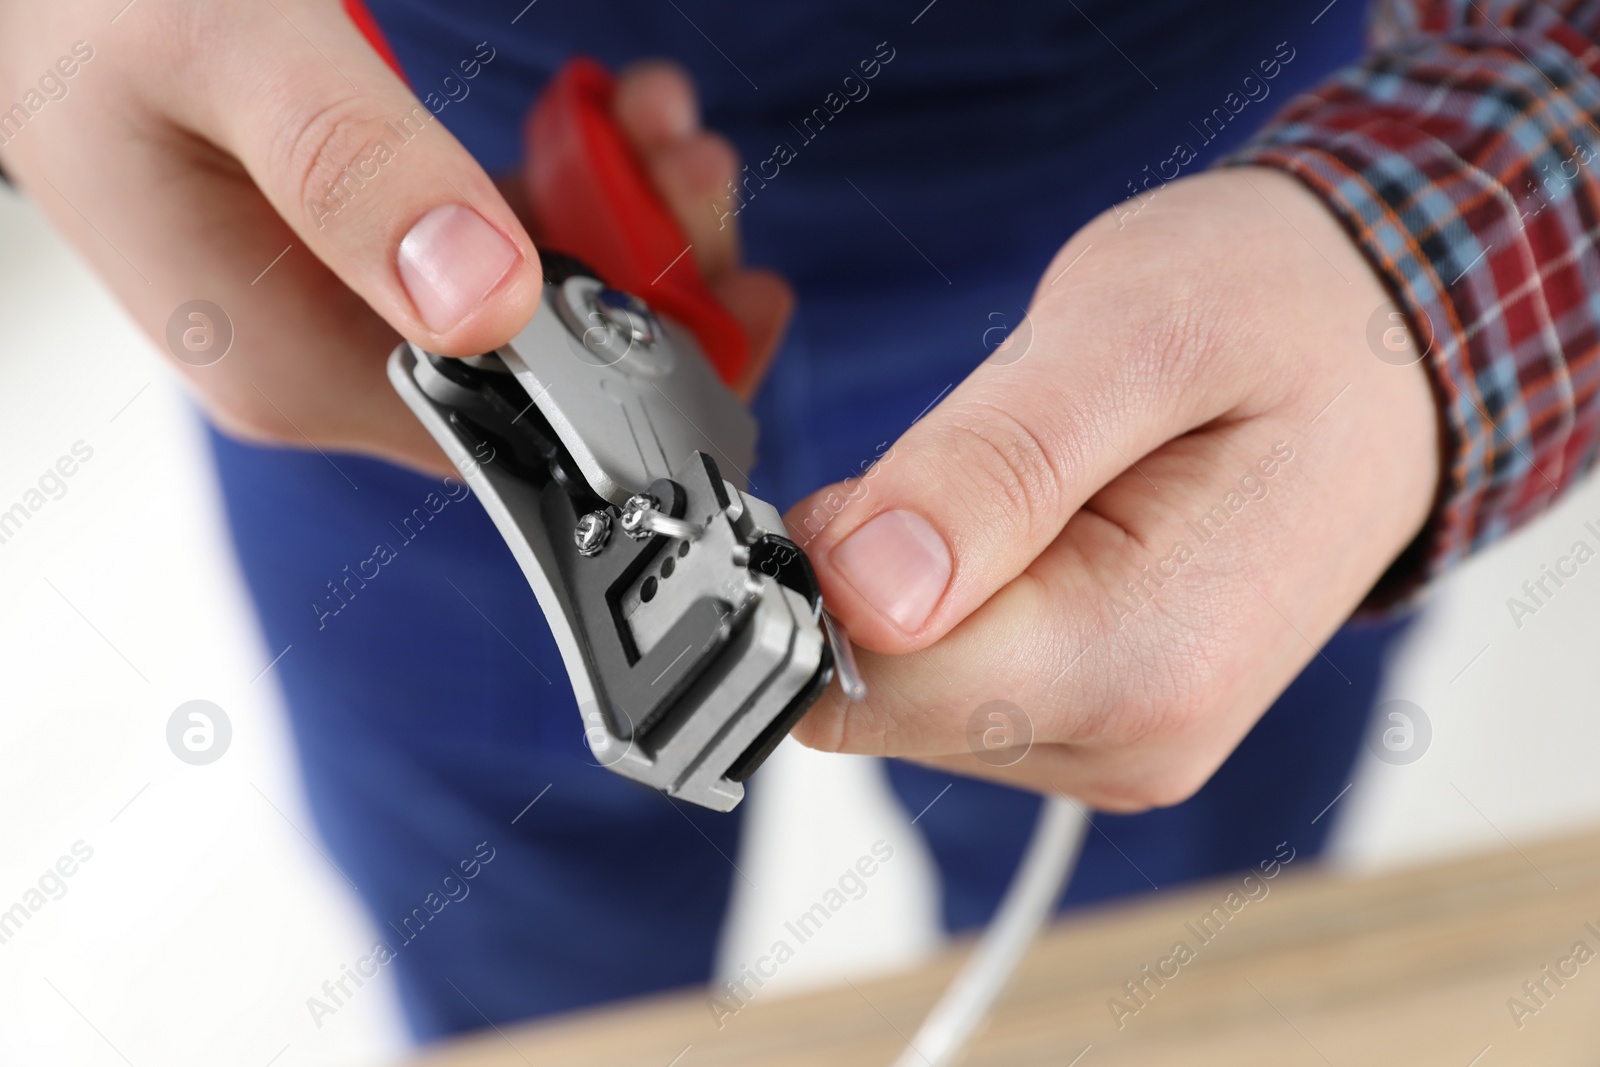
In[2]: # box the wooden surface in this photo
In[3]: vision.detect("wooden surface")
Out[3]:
[404,827,1600,1066]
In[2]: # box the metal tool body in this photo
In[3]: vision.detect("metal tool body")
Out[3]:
[389,258,835,811]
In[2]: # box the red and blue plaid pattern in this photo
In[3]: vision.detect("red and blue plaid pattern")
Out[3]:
[1228,0,1600,597]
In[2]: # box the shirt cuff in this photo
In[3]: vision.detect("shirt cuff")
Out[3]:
[1222,31,1600,605]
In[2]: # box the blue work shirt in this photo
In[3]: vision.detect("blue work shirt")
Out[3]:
[210,0,1406,1040]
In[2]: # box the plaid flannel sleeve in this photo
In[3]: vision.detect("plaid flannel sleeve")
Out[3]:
[1224,0,1600,602]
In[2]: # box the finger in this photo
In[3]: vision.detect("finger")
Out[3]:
[8,77,453,474]
[613,61,741,280]
[792,418,1338,812]
[614,61,783,386]
[613,60,699,150]
[151,3,542,357]
[788,179,1350,652]
[785,250,1221,650]
[640,133,742,280]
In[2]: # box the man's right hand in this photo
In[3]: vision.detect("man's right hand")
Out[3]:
[0,3,788,474]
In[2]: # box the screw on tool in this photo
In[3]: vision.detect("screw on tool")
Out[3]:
[620,494,702,542]
[574,510,612,557]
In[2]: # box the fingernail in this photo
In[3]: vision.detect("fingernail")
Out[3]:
[398,204,518,332]
[830,510,952,634]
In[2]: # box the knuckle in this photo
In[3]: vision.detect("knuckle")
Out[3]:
[275,94,385,224]
[1147,610,1230,711]
[789,711,842,753]
[697,131,740,175]
[942,399,1071,541]
[1069,681,1178,757]
[1092,766,1210,813]
[1091,572,1241,733]
[792,703,885,757]
[1069,625,1237,813]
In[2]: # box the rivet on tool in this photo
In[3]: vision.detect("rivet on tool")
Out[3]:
[574,511,612,556]
[620,494,702,542]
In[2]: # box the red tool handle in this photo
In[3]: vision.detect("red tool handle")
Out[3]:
[340,3,749,386]
[524,59,749,386]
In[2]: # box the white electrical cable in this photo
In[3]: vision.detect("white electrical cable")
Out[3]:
[892,794,1088,1067]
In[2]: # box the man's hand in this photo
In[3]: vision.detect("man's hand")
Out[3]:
[0,3,786,474]
[788,167,1440,812]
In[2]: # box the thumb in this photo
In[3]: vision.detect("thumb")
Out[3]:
[167,3,541,356]
[786,257,1236,653]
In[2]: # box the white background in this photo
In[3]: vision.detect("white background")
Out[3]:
[1,177,1598,1066]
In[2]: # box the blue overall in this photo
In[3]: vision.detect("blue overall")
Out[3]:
[209,0,1405,1039]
